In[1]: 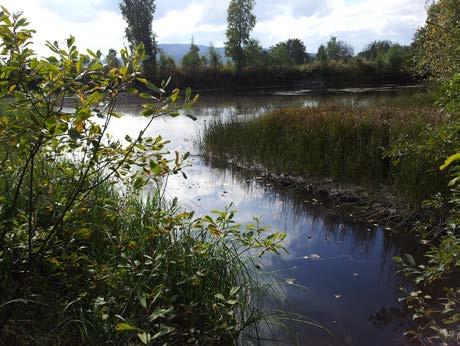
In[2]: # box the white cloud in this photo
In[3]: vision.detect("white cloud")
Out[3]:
[253,0,427,50]
[1,0,125,56]
[1,0,427,55]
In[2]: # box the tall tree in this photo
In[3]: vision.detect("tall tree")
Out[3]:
[158,50,176,77]
[269,42,293,67]
[225,0,256,73]
[119,0,157,80]
[325,36,354,61]
[244,39,267,68]
[181,38,202,72]
[316,44,327,62]
[412,0,459,82]
[207,43,223,70]
[285,39,308,64]
[359,40,392,61]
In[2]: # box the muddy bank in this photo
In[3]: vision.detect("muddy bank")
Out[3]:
[202,154,436,233]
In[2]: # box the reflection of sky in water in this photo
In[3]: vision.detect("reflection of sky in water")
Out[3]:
[106,88,421,345]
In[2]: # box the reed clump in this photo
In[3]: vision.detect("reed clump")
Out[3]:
[202,104,456,203]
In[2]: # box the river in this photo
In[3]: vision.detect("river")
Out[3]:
[109,85,423,345]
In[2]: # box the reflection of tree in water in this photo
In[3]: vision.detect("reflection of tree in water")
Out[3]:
[204,155,421,257]
[203,156,424,337]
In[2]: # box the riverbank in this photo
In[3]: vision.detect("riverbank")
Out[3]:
[203,154,429,230]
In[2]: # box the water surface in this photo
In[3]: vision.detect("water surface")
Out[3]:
[110,86,423,345]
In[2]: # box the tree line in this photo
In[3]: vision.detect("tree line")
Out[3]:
[116,0,413,82]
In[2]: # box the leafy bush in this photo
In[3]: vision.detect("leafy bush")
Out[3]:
[0,8,285,344]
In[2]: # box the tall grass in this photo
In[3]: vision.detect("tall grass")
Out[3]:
[201,104,455,203]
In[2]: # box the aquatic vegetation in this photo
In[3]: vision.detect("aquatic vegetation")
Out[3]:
[202,104,456,203]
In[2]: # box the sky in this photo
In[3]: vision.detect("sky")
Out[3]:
[1,0,428,56]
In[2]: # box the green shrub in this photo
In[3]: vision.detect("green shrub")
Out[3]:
[0,8,286,344]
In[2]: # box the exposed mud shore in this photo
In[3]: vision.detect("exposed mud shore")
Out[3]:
[203,154,434,232]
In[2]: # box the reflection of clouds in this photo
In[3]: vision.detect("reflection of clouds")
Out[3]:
[106,90,421,345]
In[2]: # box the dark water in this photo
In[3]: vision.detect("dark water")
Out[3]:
[110,86,424,345]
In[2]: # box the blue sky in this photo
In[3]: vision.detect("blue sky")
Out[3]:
[2,0,428,55]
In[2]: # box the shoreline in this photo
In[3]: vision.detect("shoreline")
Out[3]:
[203,154,433,233]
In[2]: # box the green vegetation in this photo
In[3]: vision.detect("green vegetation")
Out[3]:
[391,1,459,343]
[225,0,256,73]
[201,104,455,203]
[116,0,413,88]
[0,8,286,344]
[153,36,413,88]
[181,39,206,72]
[201,0,460,343]
[412,0,459,82]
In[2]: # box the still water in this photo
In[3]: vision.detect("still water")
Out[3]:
[110,86,423,345]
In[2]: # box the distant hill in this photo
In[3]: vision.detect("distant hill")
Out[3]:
[158,44,226,64]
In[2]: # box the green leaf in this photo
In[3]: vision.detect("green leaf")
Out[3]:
[133,177,144,189]
[139,93,154,99]
[138,294,147,309]
[137,332,151,345]
[149,307,173,322]
[185,87,192,100]
[183,152,190,160]
[404,254,416,266]
[443,314,460,325]
[145,82,159,93]
[440,153,460,170]
[66,35,75,48]
[115,322,139,332]
[229,286,240,296]
[214,293,225,301]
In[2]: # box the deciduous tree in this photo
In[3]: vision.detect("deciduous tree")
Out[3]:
[285,38,308,64]
[119,0,157,80]
[207,43,223,70]
[225,0,256,73]
[412,0,459,81]
[182,39,202,72]
[325,36,354,61]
